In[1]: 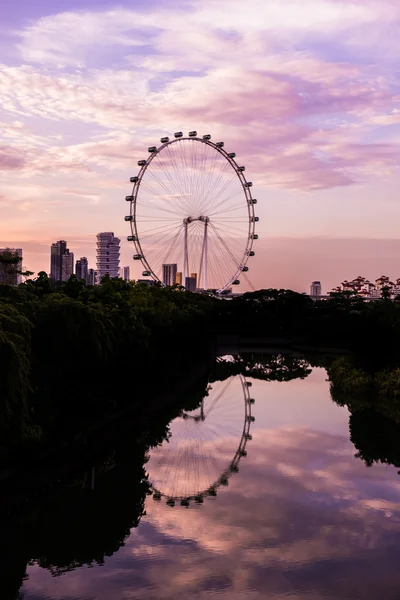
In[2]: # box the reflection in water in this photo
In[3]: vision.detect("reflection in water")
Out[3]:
[3,353,400,600]
[147,375,254,506]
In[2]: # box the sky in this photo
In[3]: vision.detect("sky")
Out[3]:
[1,0,400,292]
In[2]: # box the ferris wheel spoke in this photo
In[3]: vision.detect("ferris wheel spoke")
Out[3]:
[147,226,184,272]
[207,189,246,217]
[208,202,248,219]
[140,172,184,207]
[137,221,183,238]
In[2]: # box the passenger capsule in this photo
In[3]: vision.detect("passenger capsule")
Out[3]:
[195,495,203,503]
[125,195,134,202]
[228,152,236,158]
[130,176,139,183]
[232,279,240,285]
[230,464,239,473]
[238,166,245,172]
[245,181,253,187]
[216,141,224,148]
[166,498,175,507]
[153,491,161,501]
[250,198,257,204]
[208,488,217,497]
[249,250,255,257]
[133,254,142,260]
[246,381,252,387]
[239,449,247,457]
[148,146,157,153]
[220,475,229,486]
[174,132,183,138]
[138,159,146,166]
[249,398,255,404]
[242,266,249,272]
[251,216,259,222]
[160,136,169,143]
[245,433,252,441]
[180,499,190,507]
[127,235,137,242]
[251,234,258,240]
[203,134,211,140]
[189,131,197,137]
[124,215,133,221]
[142,270,151,276]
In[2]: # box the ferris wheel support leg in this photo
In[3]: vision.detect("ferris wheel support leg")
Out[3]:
[204,220,209,291]
[183,220,188,287]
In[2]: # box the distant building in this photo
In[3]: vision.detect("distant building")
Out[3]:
[87,268,96,286]
[96,232,120,282]
[0,248,22,285]
[61,250,74,281]
[190,272,198,290]
[176,272,182,286]
[123,266,130,282]
[162,263,177,286]
[185,276,197,292]
[75,257,88,282]
[310,281,322,296]
[50,240,68,283]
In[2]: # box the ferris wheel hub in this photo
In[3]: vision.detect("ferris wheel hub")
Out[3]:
[183,215,210,225]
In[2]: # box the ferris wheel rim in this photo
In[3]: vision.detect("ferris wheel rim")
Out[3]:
[149,374,254,505]
[127,135,257,293]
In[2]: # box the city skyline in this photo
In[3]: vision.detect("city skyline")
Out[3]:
[2,1,400,291]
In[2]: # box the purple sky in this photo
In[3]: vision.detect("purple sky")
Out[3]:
[1,0,400,291]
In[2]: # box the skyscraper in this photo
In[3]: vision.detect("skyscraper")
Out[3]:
[87,268,96,286]
[162,263,177,286]
[50,240,67,282]
[96,232,120,282]
[0,248,22,285]
[185,276,197,292]
[123,266,130,282]
[310,281,322,296]
[75,257,88,282]
[61,250,74,281]
[176,272,182,286]
[190,272,198,290]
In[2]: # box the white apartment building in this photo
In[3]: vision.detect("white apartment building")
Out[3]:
[96,232,120,282]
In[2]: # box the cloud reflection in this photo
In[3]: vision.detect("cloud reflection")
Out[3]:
[22,426,400,600]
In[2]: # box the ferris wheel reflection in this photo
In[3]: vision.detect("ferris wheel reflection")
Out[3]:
[146,375,255,508]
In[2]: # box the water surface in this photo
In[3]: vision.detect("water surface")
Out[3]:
[15,365,400,599]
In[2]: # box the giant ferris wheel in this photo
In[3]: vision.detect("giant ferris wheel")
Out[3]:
[124,132,258,292]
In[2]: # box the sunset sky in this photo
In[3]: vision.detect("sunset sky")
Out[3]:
[2,0,400,292]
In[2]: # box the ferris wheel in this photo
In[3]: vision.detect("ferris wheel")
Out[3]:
[145,375,255,507]
[124,132,258,292]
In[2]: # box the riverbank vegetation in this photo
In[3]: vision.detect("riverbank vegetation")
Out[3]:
[3,276,400,462]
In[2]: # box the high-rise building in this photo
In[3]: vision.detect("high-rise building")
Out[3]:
[162,263,177,286]
[50,240,67,282]
[87,268,96,286]
[176,272,182,286]
[75,257,88,282]
[61,250,74,281]
[0,248,22,285]
[190,272,197,290]
[123,266,130,282]
[185,276,197,292]
[310,281,322,296]
[96,232,120,282]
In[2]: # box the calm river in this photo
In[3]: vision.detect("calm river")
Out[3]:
[10,359,400,599]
